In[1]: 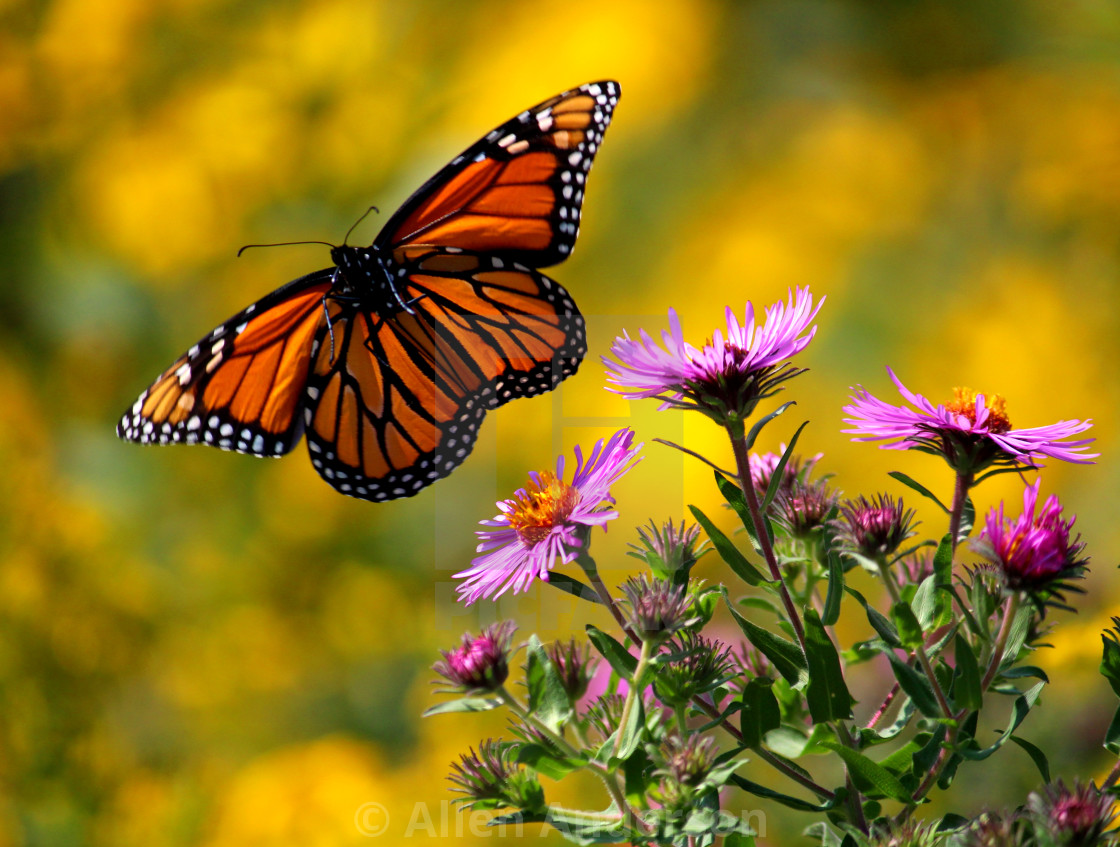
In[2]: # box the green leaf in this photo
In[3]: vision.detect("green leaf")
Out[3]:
[1010,735,1051,783]
[740,678,782,748]
[1105,707,1120,755]
[690,504,768,586]
[819,742,911,802]
[888,472,949,513]
[959,682,1044,760]
[611,694,645,764]
[516,744,585,779]
[890,601,924,649]
[998,603,1035,671]
[723,588,806,685]
[933,534,954,589]
[622,747,653,806]
[999,665,1050,683]
[912,574,951,632]
[1101,620,1120,699]
[958,496,976,541]
[953,633,982,712]
[716,467,781,555]
[421,696,502,717]
[525,635,573,731]
[804,609,853,722]
[585,625,637,678]
[885,651,942,718]
[821,552,844,626]
[728,774,838,812]
[545,572,603,604]
[761,421,809,511]
[877,738,923,777]
[745,401,796,450]
[845,587,902,648]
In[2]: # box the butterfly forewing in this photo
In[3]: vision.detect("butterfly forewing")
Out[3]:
[301,252,585,500]
[118,80,619,502]
[379,80,620,269]
[117,271,333,455]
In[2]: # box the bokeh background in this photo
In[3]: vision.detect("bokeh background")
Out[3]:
[3,0,1119,843]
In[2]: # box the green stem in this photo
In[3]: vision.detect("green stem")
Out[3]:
[497,687,642,833]
[881,563,954,719]
[613,639,652,759]
[577,550,641,645]
[691,697,835,801]
[981,592,1022,691]
[838,723,869,834]
[947,471,973,553]
[728,426,808,656]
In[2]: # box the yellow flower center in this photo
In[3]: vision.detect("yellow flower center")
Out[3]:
[945,387,1012,433]
[507,471,579,545]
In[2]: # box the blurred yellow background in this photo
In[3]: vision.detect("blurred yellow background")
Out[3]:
[2,0,1119,843]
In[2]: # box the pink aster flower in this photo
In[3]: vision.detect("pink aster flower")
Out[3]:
[454,428,642,604]
[974,479,1087,598]
[603,288,824,423]
[432,621,516,692]
[843,368,1096,473]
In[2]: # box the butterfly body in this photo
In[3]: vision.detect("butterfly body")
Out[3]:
[118,81,620,502]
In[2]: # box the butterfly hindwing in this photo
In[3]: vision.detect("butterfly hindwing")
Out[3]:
[301,251,585,500]
[117,270,334,456]
[380,80,620,269]
[118,81,619,502]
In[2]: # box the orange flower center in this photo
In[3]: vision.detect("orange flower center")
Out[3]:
[507,471,579,545]
[945,387,1012,433]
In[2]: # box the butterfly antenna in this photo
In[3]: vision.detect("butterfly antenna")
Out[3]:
[343,205,380,246]
[237,240,336,257]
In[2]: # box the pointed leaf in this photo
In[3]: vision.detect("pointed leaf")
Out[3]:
[723,588,806,685]
[890,601,924,650]
[690,505,768,586]
[821,552,844,626]
[1105,707,1120,755]
[740,678,781,748]
[958,496,976,541]
[953,633,982,712]
[586,625,637,678]
[888,472,949,513]
[728,774,837,812]
[804,609,853,722]
[761,421,809,511]
[846,587,902,648]
[959,682,1044,760]
[745,401,796,450]
[1101,619,1120,699]
[1009,735,1050,783]
[422,696,502,717]
[545,572,603,604]
[525,635,573,731]
[885,651,942,718]
[819,742,911,802]
[933,534,953,589]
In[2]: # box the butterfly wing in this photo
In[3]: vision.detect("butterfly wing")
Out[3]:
[117,270,333,455]
[302,250,584,500]
[377,80,620,268]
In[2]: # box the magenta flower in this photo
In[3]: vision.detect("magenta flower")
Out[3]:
[432,621,516,692]
[833,494,918,562]
[454,429,642,604]
[603,288,824,423]
[975,479,1087,598]
[843,368,1096,473]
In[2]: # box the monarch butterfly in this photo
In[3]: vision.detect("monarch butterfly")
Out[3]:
[117,80,620,501]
